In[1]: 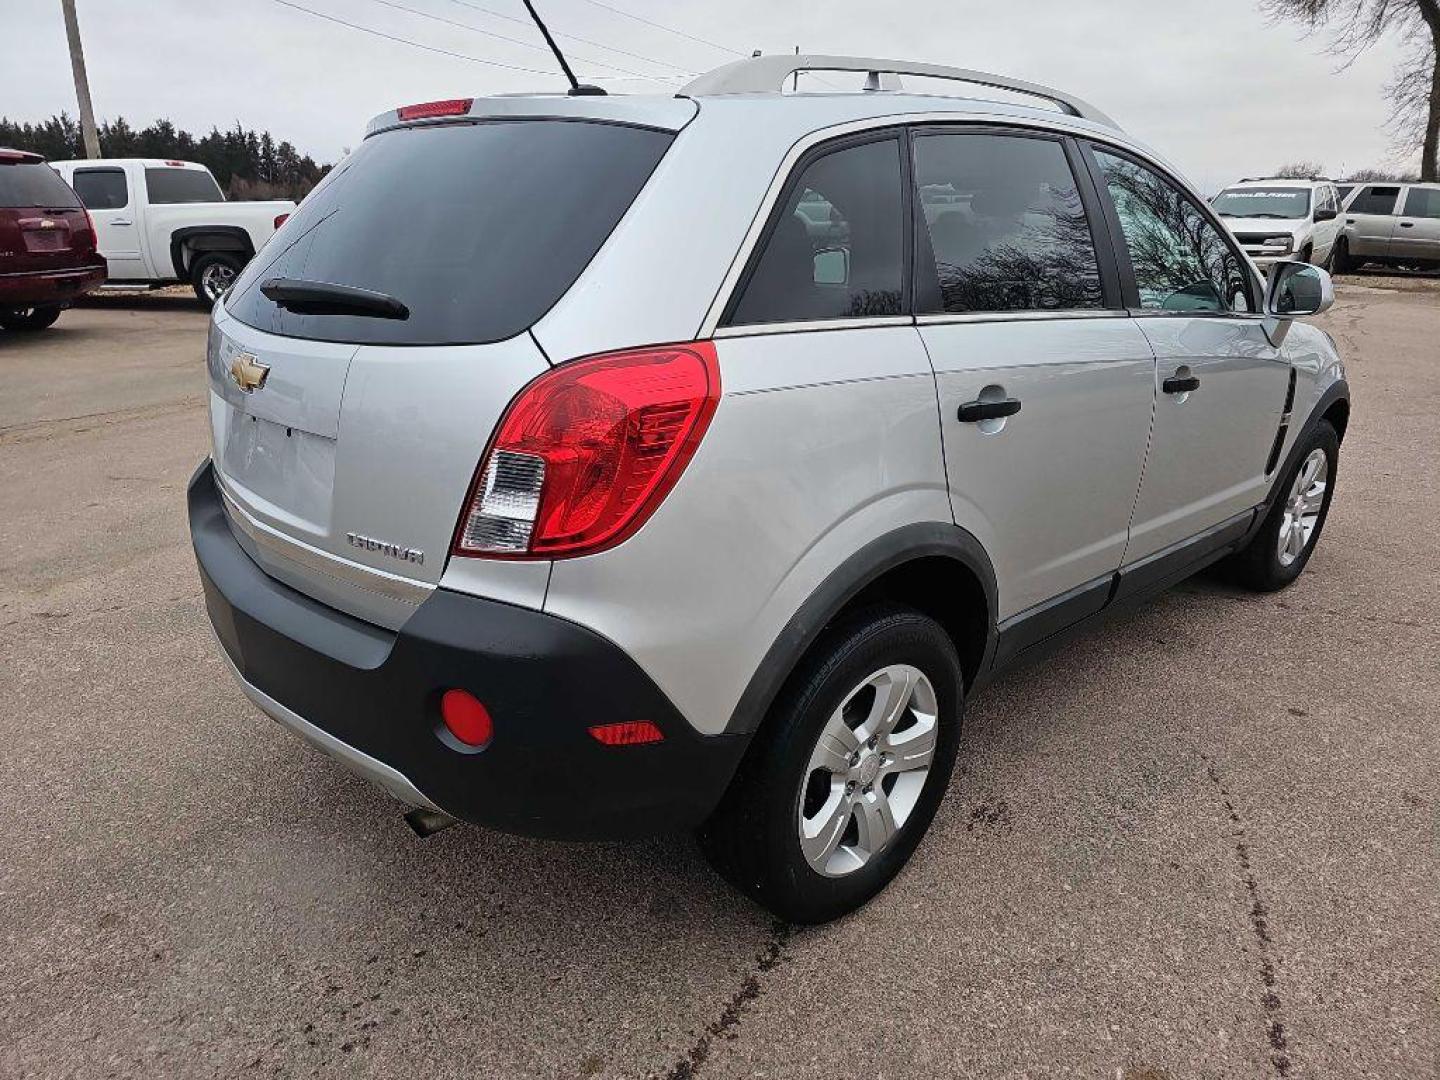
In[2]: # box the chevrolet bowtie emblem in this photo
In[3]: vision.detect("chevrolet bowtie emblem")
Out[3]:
[229,353,270,393]
[39,218,56,229]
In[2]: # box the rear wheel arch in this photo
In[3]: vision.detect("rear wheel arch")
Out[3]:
[168,226,255,279]
[725,523,998,737]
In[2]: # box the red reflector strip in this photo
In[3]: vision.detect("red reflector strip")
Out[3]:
[588,721,664,747]
[397,98,474,120]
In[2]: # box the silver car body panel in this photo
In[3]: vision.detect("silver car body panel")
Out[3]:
[1393,184,1440,260]
[543,326,950,737]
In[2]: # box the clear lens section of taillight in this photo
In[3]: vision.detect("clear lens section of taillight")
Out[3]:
[458,450,546,553]
[453,342,720,560]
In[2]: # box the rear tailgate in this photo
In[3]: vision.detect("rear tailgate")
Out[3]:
[0,156,94,275]
[209,108,681,627]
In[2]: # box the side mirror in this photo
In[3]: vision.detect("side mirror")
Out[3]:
[1265,260,1334,318]
[1314,206,1337,222]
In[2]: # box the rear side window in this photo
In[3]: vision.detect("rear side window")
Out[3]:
[72,168,128,209]
[1349,186,1400,215]
[0,161,81,208]
[1092,148,1251,314]
[912,132,1104,314]
[144,167,223,203]
[727,137,905,326]
[1402,186,1440,219]
[226,119,673,346]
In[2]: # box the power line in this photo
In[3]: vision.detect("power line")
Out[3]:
[572,0,747,58]
[366,0,651,78]
[444,0,697,76]
[271,0,560,75]
[270,0,676,81]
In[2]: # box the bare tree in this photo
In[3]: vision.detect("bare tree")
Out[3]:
[1261,0,1440,180]
[1273,159,1329,176]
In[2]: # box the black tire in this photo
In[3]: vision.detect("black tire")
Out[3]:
[1331,238,1353,274]
[0,305,63,332]
[699,605,964,924]
[191,252,244,306]
[1227,420,1339,592]
[1299,243,1314,265]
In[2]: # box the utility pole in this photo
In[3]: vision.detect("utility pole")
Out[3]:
[60,0,100,158]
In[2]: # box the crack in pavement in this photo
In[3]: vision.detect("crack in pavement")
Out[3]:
[657,921,793,1080]
[1203,755,1293,1077]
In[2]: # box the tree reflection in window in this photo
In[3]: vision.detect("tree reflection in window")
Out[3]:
[1093,149,1251,313]
[914,133,1104,314]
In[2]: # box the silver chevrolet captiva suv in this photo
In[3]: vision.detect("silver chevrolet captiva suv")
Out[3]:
[190,56,1349,924]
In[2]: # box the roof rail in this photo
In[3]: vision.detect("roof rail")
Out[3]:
[679,54,1117,128]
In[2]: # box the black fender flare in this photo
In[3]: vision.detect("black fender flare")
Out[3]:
[724,521,999,735]
[1244,376,1350,544]
[169,226,256,280]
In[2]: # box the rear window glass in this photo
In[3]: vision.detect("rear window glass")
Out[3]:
[1403,186,1440,219]
[72,168,128,209]
[226,119,673,346]
[0,161,81,208]
[144,167,223,203]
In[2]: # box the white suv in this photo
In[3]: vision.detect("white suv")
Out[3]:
[1212,177,1344,270]
[189,56,1349,923]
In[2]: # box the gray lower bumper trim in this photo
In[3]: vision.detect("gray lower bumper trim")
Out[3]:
[215,637,440,812]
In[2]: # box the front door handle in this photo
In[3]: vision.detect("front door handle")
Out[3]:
[957,397,1021,423]
[1163,375,1200,395]
[1399,221,1415,228]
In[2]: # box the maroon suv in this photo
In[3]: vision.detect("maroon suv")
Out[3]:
[0,148,106,331]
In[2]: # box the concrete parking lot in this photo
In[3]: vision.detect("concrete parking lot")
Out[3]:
[1,281,1435,1079]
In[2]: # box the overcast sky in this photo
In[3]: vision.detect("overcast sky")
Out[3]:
[1,0,1414,191]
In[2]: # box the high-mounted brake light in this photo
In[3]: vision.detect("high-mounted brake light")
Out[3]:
[397,98,474,121]
[164,160,186,167]
[273,213,290,230]
[453,342,720,560]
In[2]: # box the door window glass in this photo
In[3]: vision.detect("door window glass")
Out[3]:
[727,137,904,325]
[1349,186,1400,215]
[912,132,1104,313]
[1401,186,1440,219]
[1093,149,1251,314]
[71,168,128,209]
[144,167,224,203]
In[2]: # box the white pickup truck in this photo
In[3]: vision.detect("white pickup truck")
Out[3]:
[49,159,294,304]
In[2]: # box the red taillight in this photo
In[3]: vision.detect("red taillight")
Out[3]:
[273,212,290,230]
[453,342,720,559]
[588,721,664,746]
[78,208,97,250]
[397,98,474,121]
[440,689,493,747]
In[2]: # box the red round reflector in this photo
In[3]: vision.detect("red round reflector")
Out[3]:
[440,689,493,747]
[588,720,664,747]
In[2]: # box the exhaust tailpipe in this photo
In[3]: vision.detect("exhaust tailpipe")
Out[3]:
[405,807,461,838]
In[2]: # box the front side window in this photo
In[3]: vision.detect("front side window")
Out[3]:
[1349,186,1400,215]
[71,168,128,210]
[727,137,904,325]
[144,167,224,204]
[912,132,1104,314]
[1402,186,1440,219]
[1093,149,1250,314]
[1212,187,1311,220]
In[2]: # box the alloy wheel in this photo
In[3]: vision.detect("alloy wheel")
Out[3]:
[1278,448,1328,567]
[797,664,938,878]
[201,262,237,301]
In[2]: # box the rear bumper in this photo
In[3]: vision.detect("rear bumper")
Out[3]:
[188,461,747,839]
[0,263,107,306]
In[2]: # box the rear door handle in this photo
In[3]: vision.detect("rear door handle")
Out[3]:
[1399,221,1415,228]
[957,398,1021,422]
[1163,375,1200,394]
[110,218,133,226]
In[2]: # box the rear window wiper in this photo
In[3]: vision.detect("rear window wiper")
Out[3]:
[260,278,410,320]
